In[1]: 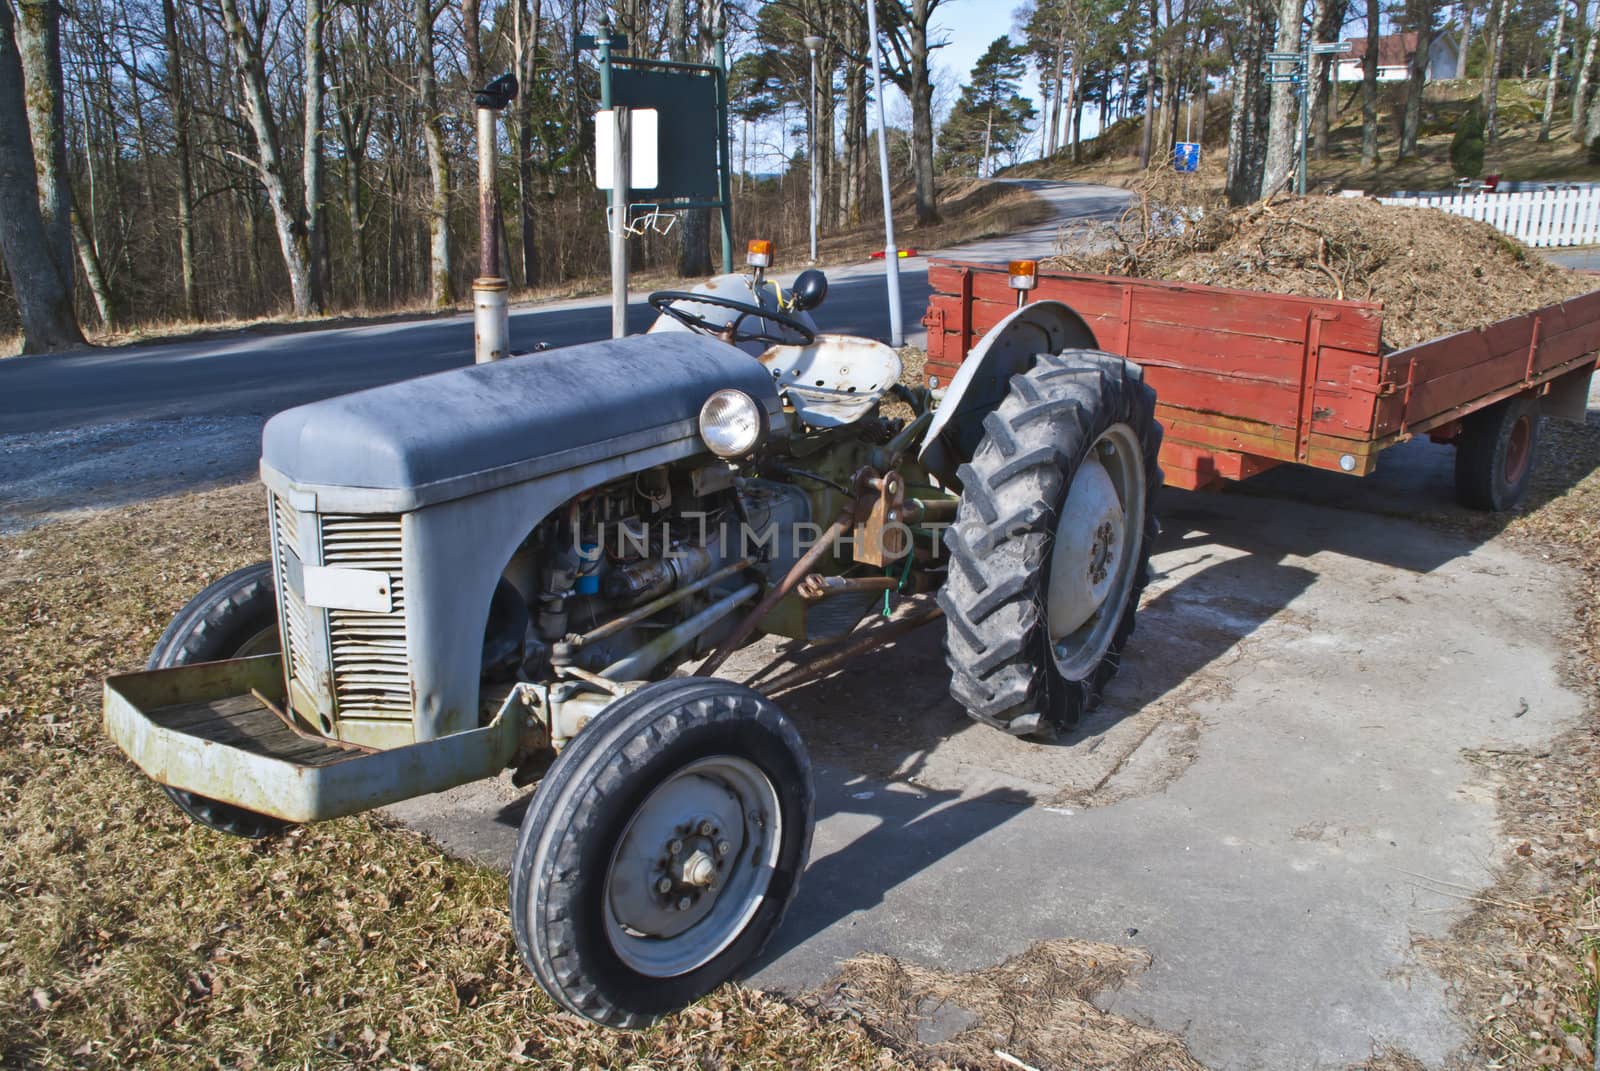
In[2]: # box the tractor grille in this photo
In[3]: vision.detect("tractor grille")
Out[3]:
[270,497,412,725]
[271,495,319,701]
[320,513,412,718]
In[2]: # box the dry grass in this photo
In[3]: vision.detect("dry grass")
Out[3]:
[814,939,1205,1071]
[0,485,901,1069]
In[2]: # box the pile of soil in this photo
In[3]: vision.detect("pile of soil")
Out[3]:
[1046,176,1598,350]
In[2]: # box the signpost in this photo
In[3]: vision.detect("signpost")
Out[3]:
[579,17,736,338]
[1266,39,1351,195]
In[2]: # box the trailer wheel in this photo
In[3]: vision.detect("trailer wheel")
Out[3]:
[146,562,289,840]
[940,351,1163,741]
[1454,395,1541,511]
[509,678,813,1028]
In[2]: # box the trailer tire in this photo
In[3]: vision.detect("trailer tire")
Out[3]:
[146,562,289,840]
[509,678,813,1028]
[940,351,1162,741]
[1454,395,1540,511]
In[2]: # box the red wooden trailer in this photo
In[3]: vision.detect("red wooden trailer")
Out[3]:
[923,259,1600,505]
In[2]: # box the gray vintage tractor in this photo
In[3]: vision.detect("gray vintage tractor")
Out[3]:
[105,251,1162,1027]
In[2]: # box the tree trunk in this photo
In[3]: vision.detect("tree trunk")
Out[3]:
[71,206,114,328]
[1048,34,1068,157]
[219,0,314,315]
[160,0,198,319]
[1262,0,1305,194]
[1578,26,1600,141]
[0,0,81,351]
[414,0,453,306]
[1541,0,1567,141]
[1139,0,1158,167]
[1483,0,1505,144]
[1227,0,1269,202]
[514,0,542,288]
[303,0,327,311]
[1399,0,1435,157]
[1310,0,1347,158]
[15,0,72,301]
[1361,0,1381,167]
[841,39,865,225]
[894,0,940,224]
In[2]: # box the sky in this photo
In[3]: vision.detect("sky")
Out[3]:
[738,1,1082,174]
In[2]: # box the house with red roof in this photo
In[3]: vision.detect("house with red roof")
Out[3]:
[1334,32,1460,82]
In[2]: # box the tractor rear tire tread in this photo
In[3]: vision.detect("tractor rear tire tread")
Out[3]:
[939,350,1162,740]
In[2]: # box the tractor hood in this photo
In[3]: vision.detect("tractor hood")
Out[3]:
[261,332,782,511]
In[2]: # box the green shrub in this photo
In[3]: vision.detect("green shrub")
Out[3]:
[1451,109,1486,178]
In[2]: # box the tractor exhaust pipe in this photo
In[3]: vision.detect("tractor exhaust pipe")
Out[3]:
[473,73,517,363]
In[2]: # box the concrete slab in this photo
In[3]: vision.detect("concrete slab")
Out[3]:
[387,473,1587,1070]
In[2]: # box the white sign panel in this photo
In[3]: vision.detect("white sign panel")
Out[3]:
[594,108,659,191]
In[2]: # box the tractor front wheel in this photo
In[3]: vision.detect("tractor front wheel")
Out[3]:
[509,678,813,1028]
[940,351,1163,741]
[147,562,289,840]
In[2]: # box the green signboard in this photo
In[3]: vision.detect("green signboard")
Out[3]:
[612,66,722,202]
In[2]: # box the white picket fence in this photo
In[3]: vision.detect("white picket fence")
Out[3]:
[1377,187,1600,248]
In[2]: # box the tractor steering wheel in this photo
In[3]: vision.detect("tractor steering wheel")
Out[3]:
[649,290,816,346]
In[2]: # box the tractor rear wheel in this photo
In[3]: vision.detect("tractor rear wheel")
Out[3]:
[147,562,289,840]
[509,678,813,1028]
[940,351,1163,741]
[1455,395,1540,511]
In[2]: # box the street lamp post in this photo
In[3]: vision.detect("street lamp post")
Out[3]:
[863,0,902,347]
[803,35,823,264]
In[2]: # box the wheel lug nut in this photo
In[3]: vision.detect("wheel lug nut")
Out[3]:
[669,839,683,855]
[677,896,692,911]
[698,821,714,836]
[656,877,673,894]
[716,840,731,856]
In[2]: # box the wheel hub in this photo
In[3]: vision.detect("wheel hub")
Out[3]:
[603,756,781,977]
[1045,425,1146,682]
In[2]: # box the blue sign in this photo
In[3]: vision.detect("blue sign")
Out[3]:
[1174,142,1201,173]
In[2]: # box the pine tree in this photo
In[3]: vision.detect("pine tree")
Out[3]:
[938,36,1037,175]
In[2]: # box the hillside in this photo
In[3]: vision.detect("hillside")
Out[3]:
[1003,78,1600,196]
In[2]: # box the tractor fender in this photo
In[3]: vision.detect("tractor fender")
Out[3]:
[918,299,1099,487]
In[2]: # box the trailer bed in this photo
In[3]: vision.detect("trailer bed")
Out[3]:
[923,260,1600,490]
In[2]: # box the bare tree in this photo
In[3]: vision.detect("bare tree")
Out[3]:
[415,0,452,306]
[218,0,315,314]
[0,0,81,350]
[15,0,73,298]
[160,0,198,318]
[303,0,328,310]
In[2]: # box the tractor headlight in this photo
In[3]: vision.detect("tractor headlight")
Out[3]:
[699,389,764,458]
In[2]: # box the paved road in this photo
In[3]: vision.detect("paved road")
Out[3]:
[0,180,1126,530]
[390,446,1590,1070]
